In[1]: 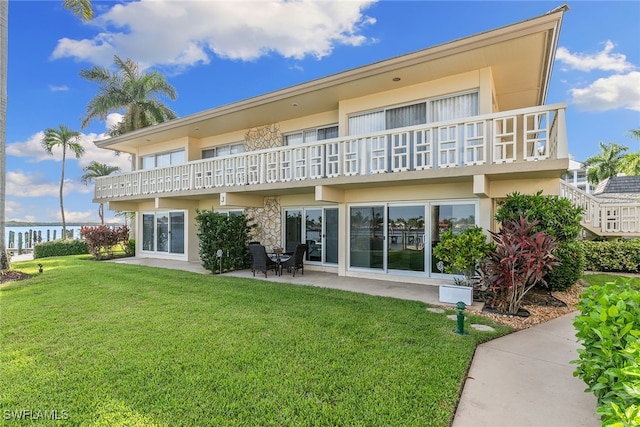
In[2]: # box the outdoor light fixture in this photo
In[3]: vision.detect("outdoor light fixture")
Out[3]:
[456,301,467,335]
[38,263,43,273]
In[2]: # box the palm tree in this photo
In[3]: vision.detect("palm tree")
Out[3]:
[0,1,8,269]
[1,1,93,268]
[80,56,177,136]
[41,125,85,238]
[621,129,640,176]
[583,142,628,185]
[81,161,120,224]
[63,0,94,21]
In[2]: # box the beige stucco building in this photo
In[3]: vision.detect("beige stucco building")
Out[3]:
[93,7,575,285]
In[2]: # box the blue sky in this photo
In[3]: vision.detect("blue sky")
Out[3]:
[5,0,640,223]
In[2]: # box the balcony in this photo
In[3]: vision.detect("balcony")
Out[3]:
[560,182,640,237]
[95,104,568,201]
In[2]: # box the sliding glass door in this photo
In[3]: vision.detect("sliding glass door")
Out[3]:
[430,203,476,274]
[349,206,384,269]
[349,202,476,277]
[387,205,425,272]
[141,211,185,255]
[284,207,338,265]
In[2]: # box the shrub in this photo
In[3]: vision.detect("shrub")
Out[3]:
[124,238,136,256]
[432,226,493,283]
[480,217,558,314]
[495,191,585,290]
[80,225,130,260]
[546,241,584,291]
[572,279,640,426]
[34,239,89,259]
[195,210,252,273]
[495,191,584,241]
[581,240,640,273]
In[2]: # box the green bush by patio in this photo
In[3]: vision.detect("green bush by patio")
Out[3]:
[1,256,509,426]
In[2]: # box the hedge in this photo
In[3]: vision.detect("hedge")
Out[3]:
[581,240,640,273]
[34,239,89,259]
[573,279,640,426]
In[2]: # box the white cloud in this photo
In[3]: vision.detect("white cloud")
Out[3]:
[6,170,93,198]
[48,84,70,92]
[4,200,24,220]
[569,71,640,112]
[53,210,96,223]
[51,0,377,70]
[105,112,123,132]
[556,41,635,73]
[6,128,132,172]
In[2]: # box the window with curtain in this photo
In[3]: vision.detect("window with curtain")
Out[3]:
[283,125,338,145]
[430,92,479,123]
[386,103,427,130]
[202,142,244,159]
[348,110,385,136]
[348,90,479,136]
[140,149,185,169]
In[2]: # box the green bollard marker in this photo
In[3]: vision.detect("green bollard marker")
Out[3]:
[456,301,467,335]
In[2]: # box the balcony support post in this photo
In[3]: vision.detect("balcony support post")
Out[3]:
[315,185,345,203]
[473,174,490,198]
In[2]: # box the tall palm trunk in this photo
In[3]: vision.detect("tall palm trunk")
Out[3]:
[60,147,67,238]
[0,1,8,269]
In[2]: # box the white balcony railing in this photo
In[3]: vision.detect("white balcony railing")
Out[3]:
[560,182,640,235]
[95,104,567,200]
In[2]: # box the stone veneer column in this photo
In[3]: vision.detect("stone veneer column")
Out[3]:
[243,124,283,249]
[245,197,281,250]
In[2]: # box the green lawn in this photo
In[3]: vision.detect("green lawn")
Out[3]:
[1,256,510,426]
[582,272,640,287]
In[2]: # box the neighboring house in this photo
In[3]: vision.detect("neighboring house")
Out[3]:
[94,6,574,285]
[593,176,640,204]
[563,159,594,194]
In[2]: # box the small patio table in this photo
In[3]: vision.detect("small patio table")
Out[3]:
[268,252,292,276]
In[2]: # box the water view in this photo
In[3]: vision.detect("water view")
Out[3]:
[5,225,88,250]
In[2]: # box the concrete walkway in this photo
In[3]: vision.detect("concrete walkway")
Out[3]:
[13,255,600,425]
[453,312,599,427]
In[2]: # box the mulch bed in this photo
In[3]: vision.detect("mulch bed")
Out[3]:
[0,270,34,284]
[472,282,585,330]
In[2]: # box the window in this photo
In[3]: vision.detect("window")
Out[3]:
[141,149,185,170]
[202,143,244,159]
[283,125,338,146]
[348,91,478,136]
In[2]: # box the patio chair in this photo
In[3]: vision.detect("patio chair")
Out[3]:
[249,243,278,277]
[281,243,307,277]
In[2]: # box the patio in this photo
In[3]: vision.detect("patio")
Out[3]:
[109,256,485,310]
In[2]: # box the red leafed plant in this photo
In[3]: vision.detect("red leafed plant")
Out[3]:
[81,225,130,260]
[480,217,558,314]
